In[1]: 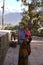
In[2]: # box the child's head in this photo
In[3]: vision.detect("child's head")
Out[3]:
[19,22,25,30]
[27,26,31,30]
[25,27,31,38]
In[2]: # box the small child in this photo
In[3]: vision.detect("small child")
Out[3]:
[25,27,32,45]
[26,27,31,38]
[25,27,32,55]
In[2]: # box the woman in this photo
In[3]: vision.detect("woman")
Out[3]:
[18,22,28,65]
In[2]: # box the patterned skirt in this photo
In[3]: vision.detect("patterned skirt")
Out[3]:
[18,43,28,65]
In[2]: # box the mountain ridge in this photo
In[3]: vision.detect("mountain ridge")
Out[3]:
[0,12,23,25]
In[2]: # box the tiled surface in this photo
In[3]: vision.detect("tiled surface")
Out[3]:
[3,41,43,65]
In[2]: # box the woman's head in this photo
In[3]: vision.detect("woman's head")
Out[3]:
[19,22,25,30]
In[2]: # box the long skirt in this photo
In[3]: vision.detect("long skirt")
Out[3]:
[18,43,28,65]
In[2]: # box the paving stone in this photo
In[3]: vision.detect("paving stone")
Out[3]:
[3,42,43,65]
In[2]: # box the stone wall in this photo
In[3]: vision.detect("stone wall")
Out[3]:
[0,32,9,65]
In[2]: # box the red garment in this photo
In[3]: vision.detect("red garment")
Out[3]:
[26,30,31,37]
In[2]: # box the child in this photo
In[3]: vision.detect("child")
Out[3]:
[25,27,32,55]
[25,27,32,44]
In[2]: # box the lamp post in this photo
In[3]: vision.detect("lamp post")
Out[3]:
[1,0,5,30]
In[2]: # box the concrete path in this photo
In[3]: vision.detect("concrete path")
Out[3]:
[3,41,43,65]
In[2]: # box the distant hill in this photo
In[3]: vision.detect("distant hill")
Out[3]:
[0,12,23,25]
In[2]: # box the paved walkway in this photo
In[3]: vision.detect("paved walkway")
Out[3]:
[3,41,43,65]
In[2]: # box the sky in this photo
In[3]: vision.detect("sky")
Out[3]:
[0,0,32,14]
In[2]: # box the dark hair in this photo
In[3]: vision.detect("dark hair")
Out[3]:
[19,22,25,26]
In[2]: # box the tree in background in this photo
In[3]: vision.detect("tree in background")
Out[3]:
[5,24,19,30]
[5,0,43,36]
[17,0,43,36]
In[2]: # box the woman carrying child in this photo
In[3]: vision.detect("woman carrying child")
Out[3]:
[18,22,32,65]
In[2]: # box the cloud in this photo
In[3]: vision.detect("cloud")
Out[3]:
[0,0,28,14]
[0,2,23,14]
[0,6,23,15]
[5,7,23,13]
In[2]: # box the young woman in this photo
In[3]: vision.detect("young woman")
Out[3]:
[18,22,28,65]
